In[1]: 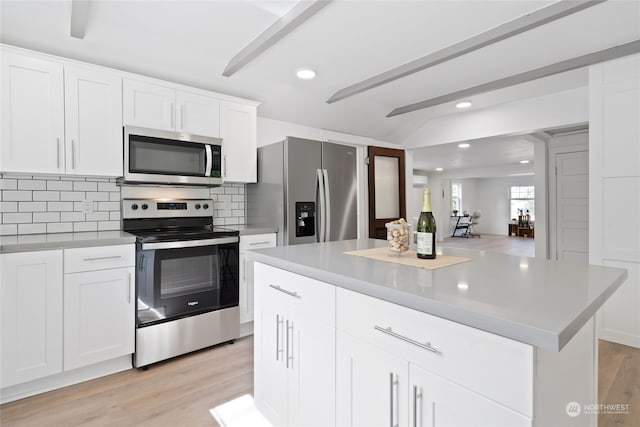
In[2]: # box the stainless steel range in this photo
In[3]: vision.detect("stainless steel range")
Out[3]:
[123,199,240,368]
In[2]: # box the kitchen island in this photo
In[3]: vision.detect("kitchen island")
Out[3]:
[247,239,627,427]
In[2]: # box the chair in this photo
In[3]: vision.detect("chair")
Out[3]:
[465,211,481,238]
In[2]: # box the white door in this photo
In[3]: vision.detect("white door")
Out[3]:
[1,52,64,174]
[288,305,335,427]
[0,250,63,388]
[555,150,589,263]
[123,79,175,131]
[64,66,123,176]
[176,91,220,137]
[411,364,531,427]
[63,267,135,370]
[220,100,257,183]
[336,331,408,427]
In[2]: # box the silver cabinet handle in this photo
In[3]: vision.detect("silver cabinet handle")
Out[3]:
[249,241,272,246]
[127,272,132,304]
[72,139,77,169]
[276,314,283,361]
[56,138,61,168]
[170,103,175,129]
[389,373,398,427]
[374,326,441,354]
[413,385,423,427]
[242,258,247,283]
[83,255,123,262]
[286,319,293,369]
[223,155,227,179]
[269,284,300,299]
[180,104,184,130]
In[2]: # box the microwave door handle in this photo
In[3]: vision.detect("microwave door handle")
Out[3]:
[205,145,212,177]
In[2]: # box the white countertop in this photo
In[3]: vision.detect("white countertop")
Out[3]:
[0,231,136,253]
[246,239,628,351]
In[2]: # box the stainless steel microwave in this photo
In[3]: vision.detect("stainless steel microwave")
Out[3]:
[120,126,223,186]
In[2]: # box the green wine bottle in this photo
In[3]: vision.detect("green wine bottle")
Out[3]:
[417,187,436,259]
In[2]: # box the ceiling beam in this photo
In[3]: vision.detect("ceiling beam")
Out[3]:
[223,0,332,77]
[70,0,90,39]
[387,39,640,117]
[326,0,605,104]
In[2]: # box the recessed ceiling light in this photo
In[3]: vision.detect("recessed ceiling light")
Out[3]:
[458,143,470,148]
[456,101,472,109]
[520,160,530,164]
[457,282,469,290]
[435,167,444,172]
[296,69,316,80]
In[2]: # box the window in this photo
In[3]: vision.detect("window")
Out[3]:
[510,186,535,220]
[451,183,462,215]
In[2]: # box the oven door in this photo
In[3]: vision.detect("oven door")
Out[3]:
[137,237,239,326]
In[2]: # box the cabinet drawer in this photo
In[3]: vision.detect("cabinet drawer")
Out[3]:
[256,263,335,326]
[337,288,533,417]
[64,244,135,273]
[240,233,277,253]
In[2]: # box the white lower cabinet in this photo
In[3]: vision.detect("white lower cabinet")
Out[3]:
[64,267,135,370]
[239,233,277,328]
[0,250,63,388]
[254,262,335,427]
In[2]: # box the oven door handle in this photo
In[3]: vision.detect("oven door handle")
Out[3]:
[141,236,239,250]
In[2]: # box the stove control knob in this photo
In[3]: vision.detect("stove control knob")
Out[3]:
[141,203,148,210]
[195,204,201,210]
[131,204,139,210]
[203,203,209,210]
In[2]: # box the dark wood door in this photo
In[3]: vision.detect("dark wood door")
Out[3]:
[367,146,406,239]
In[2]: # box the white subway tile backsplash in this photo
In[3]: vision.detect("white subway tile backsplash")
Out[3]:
[73,181,97,191]
[48,201,74,211]
[224,217,240,225]
[224,186,239,195]
[98,182,118,192]
[74,201,85,212]
[18,223,46,234]
[3,190,32,201]
[61,191,85,201]
[86,212,109,221]
[61,176,86,181]
[210,187,225,195]
[231,195,244,202]
[33,191,60,201]
[4,212,32,223]
[232,209,244,217]
[0,179,17,190]
[47,223,73,233]
[18,180,46,190]
[213,217,225,226]
[109,192,120,201]
[0,224,18,235]
[61,212,86,222]
[1,201,18,212]
[98,221,120,231]
[110,211,121,221]
[218,194,231,202]
[47,180,73,191]
[73,222,97,232]
[97,201,119,211]
[33,212,60,223]
[19,201,47,212]
[86,191,110,202]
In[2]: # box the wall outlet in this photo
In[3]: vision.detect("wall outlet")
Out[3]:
[83,200,94,213]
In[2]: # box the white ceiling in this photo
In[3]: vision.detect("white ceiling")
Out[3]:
[1,0,638,144]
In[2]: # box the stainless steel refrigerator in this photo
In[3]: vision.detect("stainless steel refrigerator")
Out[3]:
[246,137,357,246]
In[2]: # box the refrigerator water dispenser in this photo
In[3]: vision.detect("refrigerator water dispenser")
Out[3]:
[295,202,315,237]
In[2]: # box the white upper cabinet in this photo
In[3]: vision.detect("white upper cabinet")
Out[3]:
[64,66,123,176]
[1,52,65,174]
[124,79,221,138]
[220,100,257,183]
[176,91,220,137]
[123,79,175,131]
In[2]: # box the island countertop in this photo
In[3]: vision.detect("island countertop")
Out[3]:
[246,239,628,351]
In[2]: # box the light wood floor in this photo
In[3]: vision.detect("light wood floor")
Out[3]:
[0,337,253,427]
[599,340,640,427]
[442,234,535,257]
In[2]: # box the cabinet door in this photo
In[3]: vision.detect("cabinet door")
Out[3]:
[254,277,288,426]
[0,250,63,388]
[288,306,336,427]
[63,267,135,370]
[123,79,175,131]
[64,66,123,176]
[1,52,64,174]
[410,364,531,427]
[176,91,220,137]
[220,100,257,183]
[336,331,408,427]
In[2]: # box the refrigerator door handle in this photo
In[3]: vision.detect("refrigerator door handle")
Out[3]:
[316,169,326,242]
[322,169,331,242]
